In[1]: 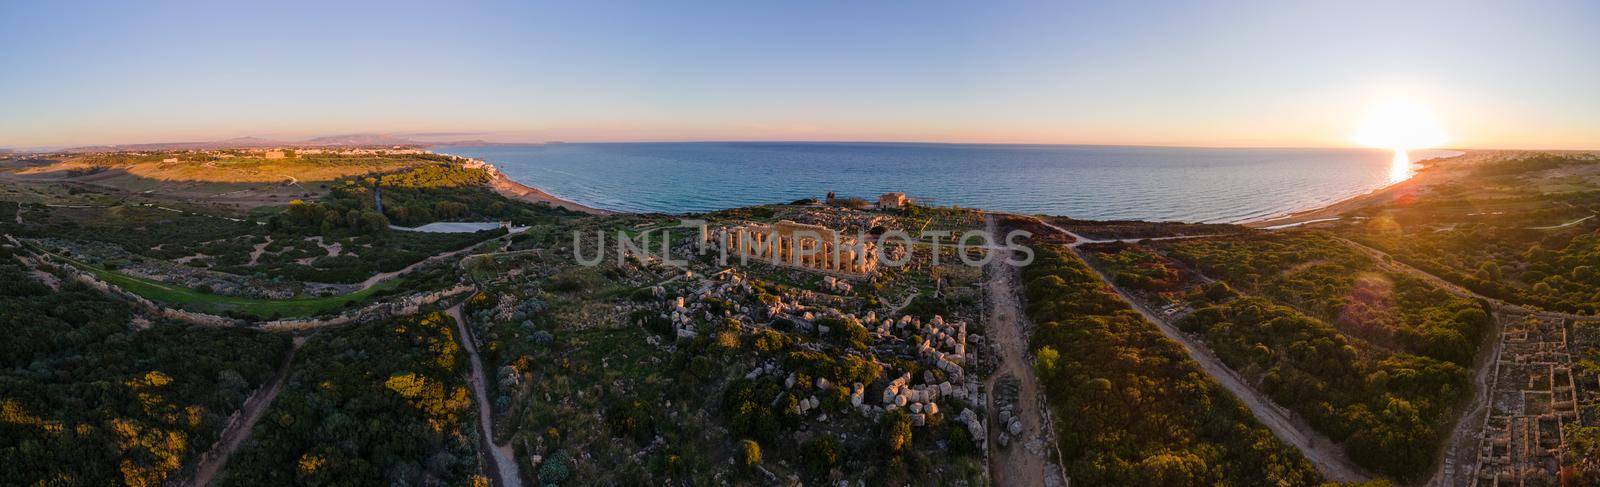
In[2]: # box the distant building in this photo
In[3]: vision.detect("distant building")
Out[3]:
[879,192,908,209]
[263,150,287,159]
[161,157,178,163]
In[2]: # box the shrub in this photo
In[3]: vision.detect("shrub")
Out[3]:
[802,436,840,476]
[737,439,762,471]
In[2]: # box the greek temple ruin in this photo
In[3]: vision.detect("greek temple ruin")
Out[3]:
[702,220,879,277]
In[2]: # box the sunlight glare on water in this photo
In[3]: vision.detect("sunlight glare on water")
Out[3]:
[1389,149,1414,184]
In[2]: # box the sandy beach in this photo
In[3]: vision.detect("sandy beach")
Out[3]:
[488,171,613,215]
[1244,150,1467,229]
[457,155,613,215]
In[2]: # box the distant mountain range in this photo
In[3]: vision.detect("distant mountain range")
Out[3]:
[56,134,539,153]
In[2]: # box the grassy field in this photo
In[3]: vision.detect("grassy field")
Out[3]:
[21,153,441,183]
[40,244,403,319]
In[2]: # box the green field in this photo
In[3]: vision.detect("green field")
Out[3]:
[38,244,403,319]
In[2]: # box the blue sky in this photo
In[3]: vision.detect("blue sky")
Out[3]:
[2,0,1596,149]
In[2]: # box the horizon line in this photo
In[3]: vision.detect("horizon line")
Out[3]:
[6,134,1597,154]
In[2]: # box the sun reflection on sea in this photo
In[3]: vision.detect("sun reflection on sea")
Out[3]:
[1388,149,1413,184]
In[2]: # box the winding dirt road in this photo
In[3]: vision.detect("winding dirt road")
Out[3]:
[184,335,306,486]
[445,304,523,487]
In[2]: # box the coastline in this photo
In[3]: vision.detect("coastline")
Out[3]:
[447,146,1466,224]
[1243,150,1466,229]
[449,153,614,215]
[488,171,614,215]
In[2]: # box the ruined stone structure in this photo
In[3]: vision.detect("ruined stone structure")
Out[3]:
[879,192,908,209]
[1471,314,1585,485]
[702,220,879,277]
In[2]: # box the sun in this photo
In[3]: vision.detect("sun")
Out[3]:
[1353,97,1448,150]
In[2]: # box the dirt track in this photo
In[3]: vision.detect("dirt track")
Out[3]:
[1031,216,1372,483]
[982,215,1056,487]
[184,336,305,486]
[446,304,523,486]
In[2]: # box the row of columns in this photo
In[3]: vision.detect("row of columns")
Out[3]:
[707,226,879,275]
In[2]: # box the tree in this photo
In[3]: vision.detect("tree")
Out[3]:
[1136,452,1209,487]
[1035,346,1060,377]
[802,436,840,476]
[883,410,913,453]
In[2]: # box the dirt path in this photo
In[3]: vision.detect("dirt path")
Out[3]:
[982,215,1058,487]
[1528,213,1595,230]
[353,230,526,291]
[246,236,272,266]
[184,335,306,487]
[1027,215,1371,482]
[445,304,523,487]
[1085,257,1370,482]
[1430,310,1509,487]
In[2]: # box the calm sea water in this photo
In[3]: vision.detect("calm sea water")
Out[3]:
[443,143,1458,223]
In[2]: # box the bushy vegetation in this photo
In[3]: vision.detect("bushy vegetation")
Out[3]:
[1352,220,1600,315]
[1571,321,1600,483]
[1084,242,1186,291]
[355,164,571,228]
[1048,217,1246,240]
[1020,245,1321,485]
[216,312,480,486]
[10,203,259,256]
[1175,296,1466,479]
[0,256,290,485]
[1162,232,1492,365]
[1337,153,1600,315]
[225,228,497,285]
[1150,232,1486,478]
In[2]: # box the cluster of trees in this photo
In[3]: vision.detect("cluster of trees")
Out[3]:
[274,198,389,235]
[1049,217,1245,240]
[1019,245,1322,485]
[216,312,480,486]
[1177,296,1467,479]
[1084,243,1186,291]
[1163,232,1493,366]
[1150,233,1486,478]
[360,165,570,228]
[0,255,290,485]
[273,164,570,234]
[376,164,492,188]
[1355,222,1600,315]
[1469,153,1596,177]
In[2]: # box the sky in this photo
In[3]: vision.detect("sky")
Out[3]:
[1,0,1597,150]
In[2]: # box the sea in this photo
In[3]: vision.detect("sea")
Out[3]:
[441,142,1460,223]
